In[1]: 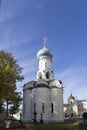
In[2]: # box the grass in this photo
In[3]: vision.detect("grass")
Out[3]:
[26,122,79,130]
[0,120,79,130]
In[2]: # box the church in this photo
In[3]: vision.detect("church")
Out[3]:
[23,37,64,123]
[64,94,87,118]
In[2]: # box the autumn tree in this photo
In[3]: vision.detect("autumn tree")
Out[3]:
[0,50,24,118]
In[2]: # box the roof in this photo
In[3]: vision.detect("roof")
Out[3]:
[77,99,87,103]
[23,81,36,90]
[68,94,75,100]
[37,47,53,60]
[35,79,49,87]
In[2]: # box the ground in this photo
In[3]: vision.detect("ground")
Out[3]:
[0,119,79,130]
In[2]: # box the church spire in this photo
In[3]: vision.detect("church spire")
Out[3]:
[42,36,48,49]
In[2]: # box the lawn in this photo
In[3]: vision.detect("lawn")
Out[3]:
[26,122,79,130]
[0,120,79,130]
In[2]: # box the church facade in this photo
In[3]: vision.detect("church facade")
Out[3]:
[23,37,64,123]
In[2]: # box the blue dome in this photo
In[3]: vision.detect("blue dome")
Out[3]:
[37,47,53,60]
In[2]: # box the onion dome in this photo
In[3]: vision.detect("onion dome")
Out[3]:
[37,47,53,60]
[68,94,75,100]
[37,36,53,60]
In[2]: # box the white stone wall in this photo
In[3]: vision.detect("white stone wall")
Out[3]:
[82,102,87,110]
[58,88,64,120]
[50,88,64,121]
[23,89,32,122]
[23,85,64,122]
[32,87,50,122]
[50,88,59,121]
[38,58,51,70]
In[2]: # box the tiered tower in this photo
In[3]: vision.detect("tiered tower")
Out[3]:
[36,37,54,81]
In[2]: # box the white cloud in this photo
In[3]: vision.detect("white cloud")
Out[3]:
[33,0,49,9]
[16,58,37,92]
[20,58,37,75]
[0,10,13,23]
[0,0,27,23]
[0,22,36,53]
[55,66,87,103]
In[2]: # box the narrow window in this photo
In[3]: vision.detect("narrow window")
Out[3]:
[42,103,45,113]
[46,71,50,79]
[23,104,25,113]
[38,72,42,79]
[51,103,54,113]
[45,62,47,68]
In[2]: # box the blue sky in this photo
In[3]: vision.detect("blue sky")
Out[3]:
[0,0,87,103]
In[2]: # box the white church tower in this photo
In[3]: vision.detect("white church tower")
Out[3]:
[23,37,64,123]
[36,37,54,81]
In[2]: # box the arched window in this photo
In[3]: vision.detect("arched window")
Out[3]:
[42,103,45,113]
[46,71,50,79]
[38,72,42,79]
[23,104,25,113]
[51,103,54,113]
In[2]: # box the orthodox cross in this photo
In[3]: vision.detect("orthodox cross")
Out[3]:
[42,36,48,48]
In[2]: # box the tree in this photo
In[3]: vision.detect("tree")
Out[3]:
[9,92,22,119]
[0,50,24,118]
[78,102,84,117]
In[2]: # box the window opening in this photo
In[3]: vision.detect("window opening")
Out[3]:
[46,71,50,79]
[51,103,54,113]
[42,103,45,113]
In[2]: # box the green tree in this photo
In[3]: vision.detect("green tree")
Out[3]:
[9,92,22,119]
[0,50,24,118]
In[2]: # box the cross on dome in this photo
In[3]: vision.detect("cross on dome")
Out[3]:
[42,36,48,49]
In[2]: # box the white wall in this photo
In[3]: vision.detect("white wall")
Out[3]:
[23,85,64,122]
[33,87,50,122]
[50,88,64,121]
[23,89,32,122]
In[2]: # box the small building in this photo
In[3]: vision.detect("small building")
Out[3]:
[23,37,64,123]
[64,94,87,118]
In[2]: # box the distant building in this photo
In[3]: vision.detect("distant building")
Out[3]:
[23,37,64,123]
[64,94,87,118]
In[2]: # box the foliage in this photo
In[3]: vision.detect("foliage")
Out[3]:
[9,92,22,118]
[0,103,4,113]
[78,102,84,115]
[0,50,24,117]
